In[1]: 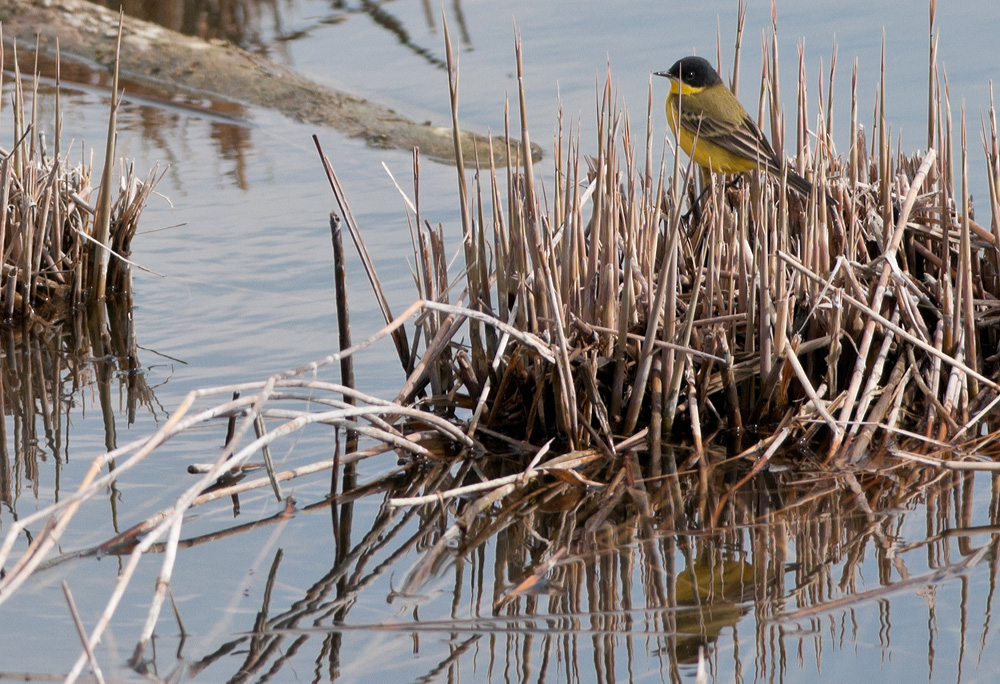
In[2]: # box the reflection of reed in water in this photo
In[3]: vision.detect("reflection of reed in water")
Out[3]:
[95,0,287,49]
[162,454,998,683]
[0,296,161,513]
[99,0,474,71]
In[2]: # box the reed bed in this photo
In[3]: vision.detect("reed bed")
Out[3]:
[0,23,162,324]
[371,2,1000,473]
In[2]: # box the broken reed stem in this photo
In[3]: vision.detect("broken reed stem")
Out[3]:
[89,11,122,301]
[0,299,475,606]
[329,213,356,400]
[313,136,411,373]
[831,148,936,456]
[959,107,978,399]
[442,12,485,374]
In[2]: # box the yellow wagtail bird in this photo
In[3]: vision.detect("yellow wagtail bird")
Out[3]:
[654,55,822,202]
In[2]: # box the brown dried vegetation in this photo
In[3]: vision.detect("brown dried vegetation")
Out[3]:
[0,29,161,325]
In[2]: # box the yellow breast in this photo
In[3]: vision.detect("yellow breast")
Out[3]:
[666,87,759,175]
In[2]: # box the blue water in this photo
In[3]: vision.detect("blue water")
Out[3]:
[2,1,999,682]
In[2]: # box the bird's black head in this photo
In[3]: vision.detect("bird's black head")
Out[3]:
[655,56,723,89]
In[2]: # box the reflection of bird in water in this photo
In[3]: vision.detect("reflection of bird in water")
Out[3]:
[670,553,754,663]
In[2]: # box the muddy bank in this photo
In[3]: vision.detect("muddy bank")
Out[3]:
[0,0,538,165]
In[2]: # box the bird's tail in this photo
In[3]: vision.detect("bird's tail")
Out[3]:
[784,167,838,207]
[785,169,813,197]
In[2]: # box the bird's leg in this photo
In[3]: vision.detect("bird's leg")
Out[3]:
[681,167,714,224]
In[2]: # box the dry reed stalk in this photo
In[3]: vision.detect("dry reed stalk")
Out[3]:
[89,11,122,301]
[442,14,484,375]
[959,108,978,398]
[314,137,411,373]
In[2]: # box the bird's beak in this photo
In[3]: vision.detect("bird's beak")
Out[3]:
[653,71,672,79]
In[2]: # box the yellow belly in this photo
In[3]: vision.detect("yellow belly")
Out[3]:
[666,93,758,175]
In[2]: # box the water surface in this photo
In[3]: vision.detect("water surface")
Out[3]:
[2,1,999,682]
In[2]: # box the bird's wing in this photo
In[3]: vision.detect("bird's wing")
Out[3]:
[678,107,782,172]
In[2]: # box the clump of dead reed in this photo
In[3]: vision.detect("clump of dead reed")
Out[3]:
[0,21,162,325]
[371,2,1000,472]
